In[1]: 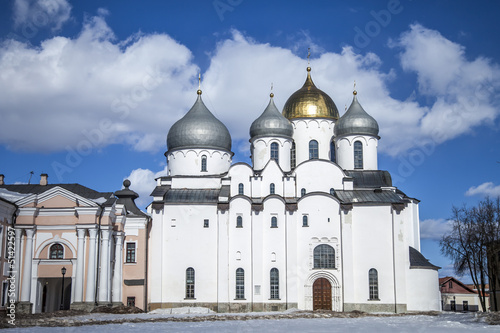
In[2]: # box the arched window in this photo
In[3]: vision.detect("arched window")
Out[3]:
[270,142,279,162]
[291,142,296,168]
[270,183,275,194]
[236,268,245,299]
[354,141,363,169]
[271,216,278,228]
[236,216,243,228]
[330,188,335,195]
[49,244,63,259]
[313,244,335,269]
[186,267,195,298]
[369,268,379,300]
[238,183,244,195]
[201,155,207,172]
[309,140,319,159]
[330,140,336,163]
[302,215,308,227]
[301,188,306,197]
[270,268,279,299]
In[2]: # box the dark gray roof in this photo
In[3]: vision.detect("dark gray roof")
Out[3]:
[114,180,148,217]
[335,93,379,137]
[345,170,392,188]
[164,189,220,203]
[0,184,115,206]
[167,92,232,152]
[150,185,170,197]
[250,96,293,139]
[409,246,440,270]
[335,190,403,204]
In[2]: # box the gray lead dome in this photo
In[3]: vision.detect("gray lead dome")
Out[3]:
[167,93,232,151]
[250,96,293,139]
[335,93,379,137]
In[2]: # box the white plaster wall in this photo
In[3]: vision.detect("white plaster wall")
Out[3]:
[294,160,345,195]
[336,135,378,170]
[228,164,253,197]
[260,162,286,197]
[292,119,335,166]
[167,149,232,176]
[251,137,292,172]
[406,268,441,311]
[171,177,222,189]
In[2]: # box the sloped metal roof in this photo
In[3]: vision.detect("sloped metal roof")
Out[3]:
[335,190,403,204]
[409,246,440,270]
[344,170,392,188]
[164,189,220,203]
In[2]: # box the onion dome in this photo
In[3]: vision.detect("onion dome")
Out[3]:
[282,67,339,120]
[335,90,379,137]
[167,89,232,152]
[250,93,293,139]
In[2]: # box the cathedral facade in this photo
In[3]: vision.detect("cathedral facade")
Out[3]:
[148,67,441,312]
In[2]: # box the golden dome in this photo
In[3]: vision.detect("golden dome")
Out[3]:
[282,67,339,120]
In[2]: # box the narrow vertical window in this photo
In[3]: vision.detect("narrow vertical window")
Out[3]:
[236,268,245,299]
[270,183,275,194]
[270,142,279,162]
[236,216,243,228]
[186,267,195,299]
[270,268,279,299]
[201,155,207,172]
[330,140,336,162]
[330,188,335,195]
[301,188,306,197]
[309,140,318,159]
[369,268,378,300]
[49,244,64,259]
[354,141,363,169]
[203,219,209,228]
[271,216,278,228]
[126,242,136,263]
[302,215,308,227]
[238,183,244,195]
[291,142,296,168]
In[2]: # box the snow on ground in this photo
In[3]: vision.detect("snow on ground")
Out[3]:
[3,312,499,332]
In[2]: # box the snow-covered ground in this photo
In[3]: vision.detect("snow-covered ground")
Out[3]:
[3,312,499,332]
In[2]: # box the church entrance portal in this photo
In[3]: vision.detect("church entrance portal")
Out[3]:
[313,278,331,310]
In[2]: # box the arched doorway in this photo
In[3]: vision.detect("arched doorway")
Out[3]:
[313,278,331,310]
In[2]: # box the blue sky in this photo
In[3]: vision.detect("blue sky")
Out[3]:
[0,0,499,281]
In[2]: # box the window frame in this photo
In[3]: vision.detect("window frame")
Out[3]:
[369,268,379,300]
[291,142,296,168]
[330,140,336,163]
[201,155,207,172]
[313,244,335,269]
[236,268,245,299]
[302,215,308,227]
[125,242,136,263]
[236,216,243,228]
[270,142,279,162]
[238,183,244,195]
[271,216,278,228]
[309,140,319,159]
[354,141,363,169]
[203,219,209,228]
[126,296,136,307]
[270,183,275,195]
[49,243,64,259]
[301,188,306,197]
[270,268,279,300]
[186,267,195,299]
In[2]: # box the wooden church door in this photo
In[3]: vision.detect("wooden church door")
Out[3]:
[313,278,332,310]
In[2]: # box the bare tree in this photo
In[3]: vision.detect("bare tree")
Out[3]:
[440,197,500,312]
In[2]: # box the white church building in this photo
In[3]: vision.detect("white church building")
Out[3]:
[147,66,441,313]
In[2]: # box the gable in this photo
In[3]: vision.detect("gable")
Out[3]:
[17,186,99,208]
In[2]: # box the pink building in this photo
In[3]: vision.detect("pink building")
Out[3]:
[0,174,149,314]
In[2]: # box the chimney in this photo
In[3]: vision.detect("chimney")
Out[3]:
[0,174,4,185]
[40,173,48,186]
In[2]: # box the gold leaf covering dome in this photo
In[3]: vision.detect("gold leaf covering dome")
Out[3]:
[282,67,339,120]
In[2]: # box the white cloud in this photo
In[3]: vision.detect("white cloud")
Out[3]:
[419,218,453,240]
[465,182,500,197]
[1,18,499,159]
[124,165,168,209]
[13,0,72,32]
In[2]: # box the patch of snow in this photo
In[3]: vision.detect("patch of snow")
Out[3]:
[149,306,215,315]
[0,188,29,203]
[91,197,108,204]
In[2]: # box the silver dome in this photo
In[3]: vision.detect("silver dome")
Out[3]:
[167,92,232,152]
[250,94,293,139]
[334,92,379,137]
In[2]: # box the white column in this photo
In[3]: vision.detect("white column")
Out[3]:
[14,228,23,302]
[111,233,124,303]
[85,228,98,303]
[20,228,35,302]
[98,229,110,303]
[74,228,86,302]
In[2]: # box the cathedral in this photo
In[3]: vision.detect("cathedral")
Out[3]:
[147,66,441,312]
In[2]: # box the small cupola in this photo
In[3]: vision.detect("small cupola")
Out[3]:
[335,90,379,138]
[250,93,293,139]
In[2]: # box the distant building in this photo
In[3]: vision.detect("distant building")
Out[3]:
[0,174,149,313]
[439,276,486,312]
[148,66,441,313]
